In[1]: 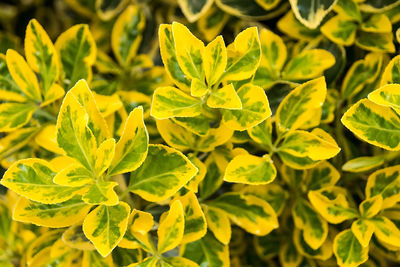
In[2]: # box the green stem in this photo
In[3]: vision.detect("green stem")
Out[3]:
[34,108,57,122]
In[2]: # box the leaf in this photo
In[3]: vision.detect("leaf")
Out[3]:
[111,5,145,66]
[279,237,303,267]
[69,79,111,144]
[0,127,39,158]
[109,107,148,176]
[0,103,36,132]
[82,181,119,206]
[62,224,94,250]
[278,130,341,161]
[172,114,210,136]
[13,196,91,228]
[282,49,335,81]
[222,83,271,131]
[276,77,327,134]
[368,84,400,115]
[157,200,185,253]
[151,86,202,119]
[177,0,214,22]
[356,32,395,53]
[277,10,320,41]
[223,27,261,81]
[370,216,400,248]
[334,0,362,22]
[216,0,277,19]
[365,165,400,209]
[207,83,242,110]
[1,158,81,204]
[308,187,358,224]
[292,198,328,250]
[53,163,94,187]
[0,54,26,102]
[333,229,368,267]
[95,138,115,176]
[185,156,207,193]
[172,22,205,81]
[342,156,385,173]
[289,0,338,29]
[162,257,199,267]
[256,0,281,10]
[341,99,400,151]
[83,201,130,257]
[159,24,191,92]
[174,191,207,244]
[320,15,357,46]
[204,36,227,86]
[293,228,333,261]
[129,144,198,202]
[361,14,392,33]
[351,219,375,247]
[306,161,340,190]
[209,193,278,235]
[181,232,230,267]
[224,154,276,184]
[25,19,59,94]
[253,28,286,88]
[380,55,400,86]
[56,92,97,171]
[204,205,231,245]
[359,195,383,218]
[5,49,42,101]
[129,209,154,234]
[197,5,230,42]
[341,53,382,99]
[55,24,97,87]
[190,78,209,97]
[247,118,272,148]
[93,92,123,117]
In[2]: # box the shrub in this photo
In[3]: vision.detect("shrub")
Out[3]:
[1,1,400,266]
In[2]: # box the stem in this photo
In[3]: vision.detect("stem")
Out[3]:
[34,108,57,122]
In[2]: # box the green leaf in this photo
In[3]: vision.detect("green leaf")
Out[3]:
[82,181,119,206]
[199,157,224,200]
[25,19,59,94]
[306,161,340,190]
[209,192,278,235]
[292,198,328,250]
[222,83,271,131]
[111,5,145,66]
[151,86,202,119]
[380,55,400,86]
[0,54,26,102]
[53,163,94,187]
[356,32,395,53]
[282,49,335,81]
[365,165,400,209]
[359,195,382,218]
[177,0,214,22]
[351,219,375,247]
[129,144,198,202]
[334,0,362,22]
[55,24,96,87]
[276,77,326,134]
[1,158,81,204]
[224,154,276,184]
[83,201,130,257]
[223,27,261,81]
[289,0,338,29]
[342,156,385,173]
[13,196,91,228]
[207,83,242,110]
[320,15,357,46]
[109,107,148,176]
[0,103,36,132]
[370,216,400,248]
[333,229,368,267]
[341,99,400,151]
[181,232,230,267]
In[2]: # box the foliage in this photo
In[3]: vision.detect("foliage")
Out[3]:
[1,0,400,266]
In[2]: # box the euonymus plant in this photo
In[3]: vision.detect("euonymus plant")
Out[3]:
[2,0,400,266]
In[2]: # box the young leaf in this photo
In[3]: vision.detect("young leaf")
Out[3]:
[190,78,209,97]
[222,83,271,131]
[25,19,59,94]
[82,181,119,206]
[13,196,91,228]
[359,195,383,218]
[53,163,94,187]
[351,219,375,247]
[209,193,278,235]
[276,77,327,134]
[174,191,207,244]
[111,5,145,66]
[159,24,191,92]
[223,27,261,81]
[83,201,130,257]
[151,86,202,119]
[95,138,115,176]
[224,154,276,185]
[55,24,97,87]
[6,49,42,101]
[206,83,242,110]
[341,99,400,151]
[172,22,205,81]
[204,36,227,86]
[157,200,185,253]
[109,107,148,176]
[1,158,81,204]
[129,144,198,202]
[333,229,368,267]
[204,205,231,245]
